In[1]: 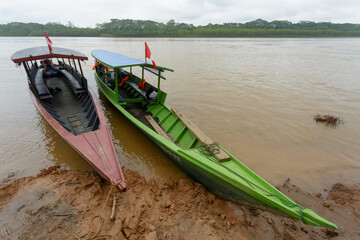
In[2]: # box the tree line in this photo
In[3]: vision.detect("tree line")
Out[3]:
[1,19,360,37]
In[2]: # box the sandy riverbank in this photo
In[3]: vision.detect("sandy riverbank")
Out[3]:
[0,166,359,240]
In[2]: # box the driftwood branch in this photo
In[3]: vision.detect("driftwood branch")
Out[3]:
[314,114,343,127]
[110,196,116,221]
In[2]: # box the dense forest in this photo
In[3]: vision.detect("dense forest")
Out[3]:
[1,19,360,37]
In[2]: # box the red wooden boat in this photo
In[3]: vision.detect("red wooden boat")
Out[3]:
[11,46,126,190]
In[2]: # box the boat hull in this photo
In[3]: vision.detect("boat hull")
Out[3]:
[94,69,337,229]
[29,88,126,190]
[138,124,265,204]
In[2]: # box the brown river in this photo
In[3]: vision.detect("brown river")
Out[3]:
[0,37,359,193]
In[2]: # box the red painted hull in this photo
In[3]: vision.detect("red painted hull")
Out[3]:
[29,88,126,190]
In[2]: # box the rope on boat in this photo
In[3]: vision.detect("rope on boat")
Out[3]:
[264,193,306,224]
[197,142,220,156]
[196,142,310,226]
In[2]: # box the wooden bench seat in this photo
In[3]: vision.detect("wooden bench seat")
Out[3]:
[126,81,146,96]
[125,81,156,102]
[60,69,85,93]
[34,69,52,99]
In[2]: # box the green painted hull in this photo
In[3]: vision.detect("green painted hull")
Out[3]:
[94,72,337,229]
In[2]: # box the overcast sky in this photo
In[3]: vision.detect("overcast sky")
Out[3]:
[1,0,359,27]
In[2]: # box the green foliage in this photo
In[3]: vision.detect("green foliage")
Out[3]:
[0,19,359,37]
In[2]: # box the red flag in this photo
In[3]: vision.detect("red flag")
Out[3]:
[145,42,156,69]
[44,32,53,53]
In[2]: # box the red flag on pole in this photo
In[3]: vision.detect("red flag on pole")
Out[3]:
[145,42,156,69]
[44,32,53,53]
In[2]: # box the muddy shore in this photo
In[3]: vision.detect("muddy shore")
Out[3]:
[0,166,359,240]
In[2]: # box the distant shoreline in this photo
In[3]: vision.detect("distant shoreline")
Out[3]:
[1,19,360,38]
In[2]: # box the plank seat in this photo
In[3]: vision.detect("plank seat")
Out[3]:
[34,69,52,99]
[126,81,146,96]
[60,69,85,93]
[125,81,156,102]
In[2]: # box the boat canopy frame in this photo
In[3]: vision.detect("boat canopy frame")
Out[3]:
[11,46,88,81]
[91,49,173,105]
[11,46,89,99]
[11,46,88,63]
[91,49,173,72]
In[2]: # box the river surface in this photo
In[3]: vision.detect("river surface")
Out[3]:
[0,37,359,192]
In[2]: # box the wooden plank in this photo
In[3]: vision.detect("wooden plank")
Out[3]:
[172,108,231,162]
[68,116,78,122]
[70,121,82,127]
[145,115,172,142]
[172,108,212,143]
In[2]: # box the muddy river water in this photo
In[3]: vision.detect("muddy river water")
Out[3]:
[0,37,359,192]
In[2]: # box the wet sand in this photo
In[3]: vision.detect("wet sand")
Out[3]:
[0,166,359,240]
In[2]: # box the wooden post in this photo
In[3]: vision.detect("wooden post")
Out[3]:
[110,196,116,221]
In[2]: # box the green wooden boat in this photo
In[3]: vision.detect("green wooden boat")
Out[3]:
[91,49,337,229]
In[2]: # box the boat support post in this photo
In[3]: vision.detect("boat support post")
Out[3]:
[73,59,78,72]
[142,66,144,81]
[77,59,86,89]
[22,62,31,80]
[115,68,119,101]
[78,60,84,76]
[157,70,161,104]
[102,65,105,81]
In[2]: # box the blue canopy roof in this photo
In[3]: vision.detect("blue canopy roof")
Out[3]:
[91,49,173,72]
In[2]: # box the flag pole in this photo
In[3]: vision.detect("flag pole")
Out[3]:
[142,42,145,80]
[44,32,53,54]
[144,42,146,64]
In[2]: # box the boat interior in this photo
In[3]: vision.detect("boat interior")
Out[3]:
[29,60,100,135]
